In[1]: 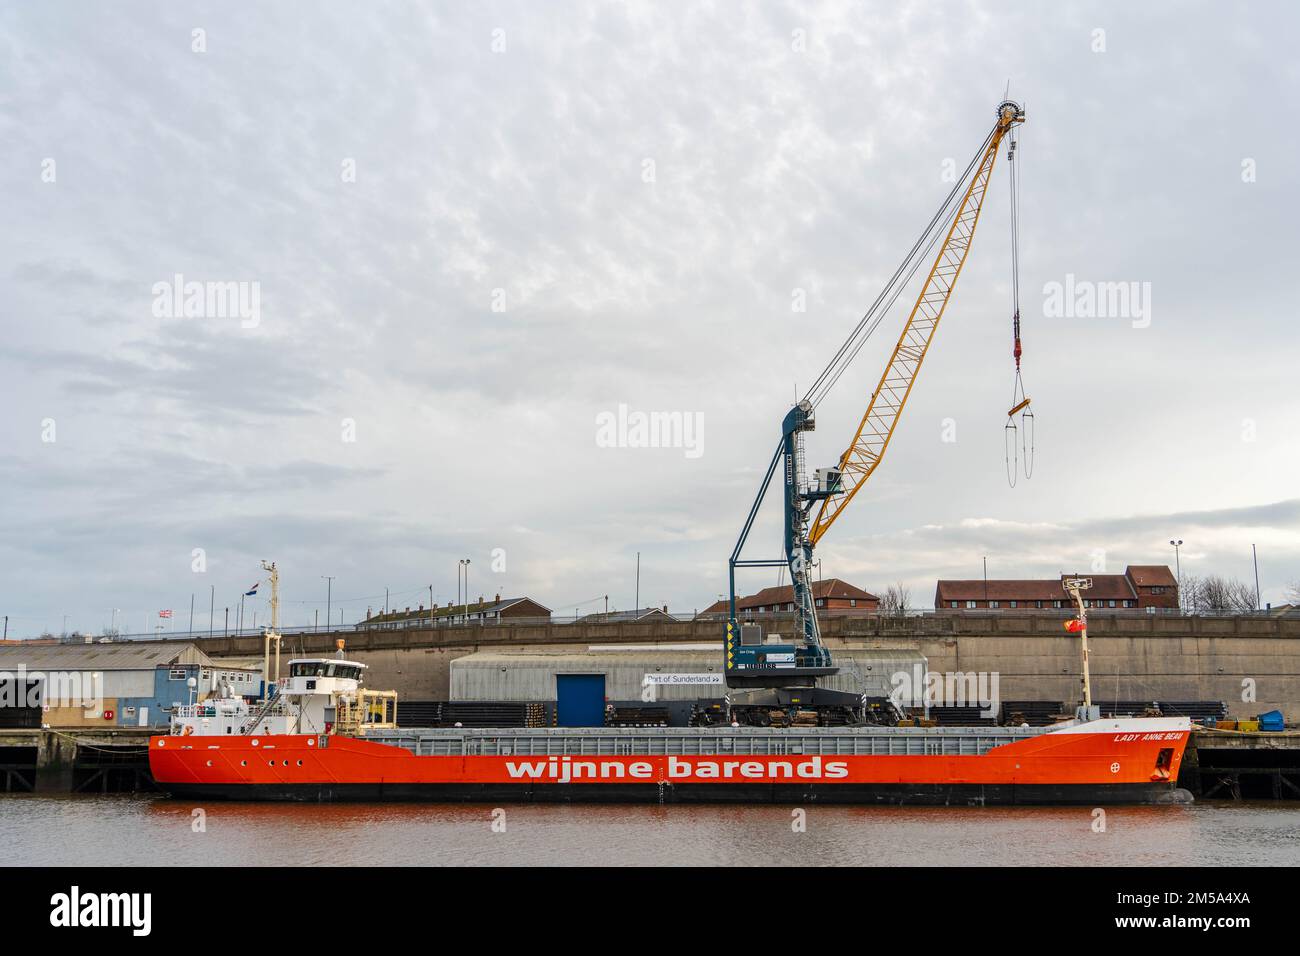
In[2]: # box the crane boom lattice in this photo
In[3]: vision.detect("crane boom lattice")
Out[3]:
[810,103,1023,545]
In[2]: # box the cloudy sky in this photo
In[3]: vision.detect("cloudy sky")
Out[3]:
[2,1,1297,637]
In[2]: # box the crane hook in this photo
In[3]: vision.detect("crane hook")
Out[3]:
[1006,369,1032,487]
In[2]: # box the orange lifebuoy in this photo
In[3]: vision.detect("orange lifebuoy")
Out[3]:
[182,725,194,736]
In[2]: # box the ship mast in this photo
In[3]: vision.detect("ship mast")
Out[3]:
[260,559,282,698]
[1062,578,1096,720]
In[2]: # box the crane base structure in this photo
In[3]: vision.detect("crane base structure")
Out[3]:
[727,685,898,729]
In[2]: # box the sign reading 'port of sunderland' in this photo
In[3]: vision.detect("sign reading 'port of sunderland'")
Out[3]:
[641,673,725,685]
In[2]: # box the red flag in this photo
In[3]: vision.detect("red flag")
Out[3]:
[158,609,173,619]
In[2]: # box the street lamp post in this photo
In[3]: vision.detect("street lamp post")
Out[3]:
[1252,543,1261,612]
[458,559,472,624]
[322,576,335,632]
[1169,539,1183,588]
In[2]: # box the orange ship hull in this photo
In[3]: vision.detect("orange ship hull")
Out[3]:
[149,717,1191,805]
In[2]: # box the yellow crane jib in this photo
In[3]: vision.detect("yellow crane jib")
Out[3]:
[809,101,1025,546]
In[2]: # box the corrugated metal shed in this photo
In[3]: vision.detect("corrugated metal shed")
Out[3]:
[0,641,216,699]
[0,641,214,670]
[450,647,926,701]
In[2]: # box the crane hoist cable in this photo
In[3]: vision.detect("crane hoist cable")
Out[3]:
[808,102,1025,545]
[1004,119,1034,487]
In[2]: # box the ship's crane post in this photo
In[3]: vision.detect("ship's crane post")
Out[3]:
[724,101,1028,727]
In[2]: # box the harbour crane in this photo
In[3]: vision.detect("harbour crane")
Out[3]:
[724,100,1028,726]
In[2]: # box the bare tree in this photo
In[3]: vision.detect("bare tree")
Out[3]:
[1287,580,1300,605]
[879,582,911,617]
[1182,574,1256,612]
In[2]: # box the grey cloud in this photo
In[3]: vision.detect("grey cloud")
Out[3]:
[1,1,1297,634]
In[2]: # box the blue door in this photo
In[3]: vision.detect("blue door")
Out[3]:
[556,674,606,727]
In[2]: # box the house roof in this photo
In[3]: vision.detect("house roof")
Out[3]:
[705,579,879,613]
[576,607,673,623]
[1068,574,1138,600]
[0,640,216,671]
[1125,565,1178,588]
[366,597,550,624]
[934,566,1177,603]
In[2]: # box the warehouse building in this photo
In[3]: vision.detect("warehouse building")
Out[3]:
[449,645,926,726]
[0,641,261,728]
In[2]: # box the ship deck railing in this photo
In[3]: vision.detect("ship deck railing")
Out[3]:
[173,702,253,719]
[359,725,1055,759]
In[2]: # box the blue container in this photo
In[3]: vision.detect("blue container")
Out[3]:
[1257,710,1284,732]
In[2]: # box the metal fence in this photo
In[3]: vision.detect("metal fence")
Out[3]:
[44,604,1289,645]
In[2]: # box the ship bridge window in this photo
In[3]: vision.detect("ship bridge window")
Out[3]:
[291,661,361,680]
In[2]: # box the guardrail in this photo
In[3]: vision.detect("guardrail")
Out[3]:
[40,605,1292,645]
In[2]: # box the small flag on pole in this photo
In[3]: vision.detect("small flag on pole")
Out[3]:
[245,582,260,597]
[158,609,173,619]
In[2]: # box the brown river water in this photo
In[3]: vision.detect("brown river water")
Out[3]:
[3,795,1299,866]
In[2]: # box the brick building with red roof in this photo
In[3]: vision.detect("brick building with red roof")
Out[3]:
[704,579,880,617]
[934,565,1178,612]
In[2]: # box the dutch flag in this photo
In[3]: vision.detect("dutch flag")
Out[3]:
[245,582,260,597]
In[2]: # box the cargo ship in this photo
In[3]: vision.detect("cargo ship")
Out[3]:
[149,653,1192,805]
